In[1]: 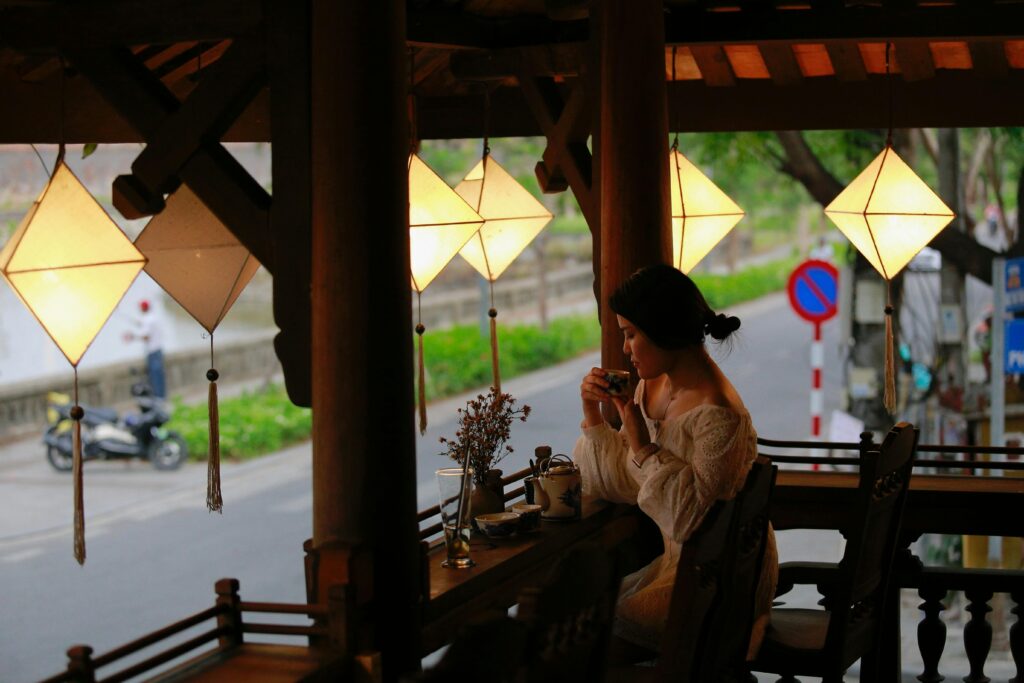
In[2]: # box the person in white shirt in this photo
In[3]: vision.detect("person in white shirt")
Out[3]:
[125,299,166,398]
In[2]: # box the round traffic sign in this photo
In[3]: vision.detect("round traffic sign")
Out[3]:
[787,259,839,324]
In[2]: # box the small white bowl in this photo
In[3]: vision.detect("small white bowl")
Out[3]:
[475,512,521,539]
[511,503,543,532]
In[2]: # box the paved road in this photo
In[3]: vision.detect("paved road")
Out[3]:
[0,292,1012,681]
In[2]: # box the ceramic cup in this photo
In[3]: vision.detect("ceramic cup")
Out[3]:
[511,503,543,532]
[475,511,521,539]
[604,369,631,397]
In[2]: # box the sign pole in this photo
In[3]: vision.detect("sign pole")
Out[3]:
[787,259,839,471]
[811,322,823,470]
[992,256,1005,449]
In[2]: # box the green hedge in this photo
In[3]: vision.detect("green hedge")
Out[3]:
[171,384,312,461]
[169,255,800,461]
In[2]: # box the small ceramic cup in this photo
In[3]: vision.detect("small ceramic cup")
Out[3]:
[511,503,543,532]
[604,369,630,397]
[475,512,521,539]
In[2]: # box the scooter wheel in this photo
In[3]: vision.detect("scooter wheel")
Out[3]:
[149,434,188,471]
[46,444,74,472]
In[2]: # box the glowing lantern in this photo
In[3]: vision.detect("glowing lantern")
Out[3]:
[455,154,552,392]
[825,144,954,412]
[0,159,146,564]
[408,153,484,432]
[669,147,745,274]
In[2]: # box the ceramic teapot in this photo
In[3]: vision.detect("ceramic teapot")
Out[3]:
[536,454,582,521]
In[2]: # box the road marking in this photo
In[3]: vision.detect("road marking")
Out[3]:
[2,547,42,563]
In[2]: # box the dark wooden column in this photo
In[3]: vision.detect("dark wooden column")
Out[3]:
[595,0,671,374]
[310,1,420,678]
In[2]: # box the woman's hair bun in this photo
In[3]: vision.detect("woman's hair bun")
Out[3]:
[705,312,741,341]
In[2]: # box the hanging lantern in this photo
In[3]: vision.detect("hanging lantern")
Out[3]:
[825,143,954,413]
[409,153,484,433]
[134,184,261,512]
[669,146,745,274]
[455,153,553,392]
[0,158,146,564]
[825,42,955,415]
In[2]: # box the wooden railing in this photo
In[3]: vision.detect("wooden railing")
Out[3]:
[759,433,1024,683]
[37,578,348,683]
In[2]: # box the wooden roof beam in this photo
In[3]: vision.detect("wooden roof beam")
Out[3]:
[0,0,261,51]
[663,3,1024,44]
[894,39,936,82]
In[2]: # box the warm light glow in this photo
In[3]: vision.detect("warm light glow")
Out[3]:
[409,154,484,292]
[135,184,261,333]
[825,146,954,279]
[455,155,553,281]
[669,149,745,274]
[0,162,145,366]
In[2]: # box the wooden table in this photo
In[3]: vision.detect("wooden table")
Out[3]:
[420,500,643,655]
[772,470,1024,538]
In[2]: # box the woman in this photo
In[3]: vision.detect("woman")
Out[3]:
[573,264,777,661]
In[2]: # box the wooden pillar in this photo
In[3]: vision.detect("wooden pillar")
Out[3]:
[594,0,672,374]
[310,1,420,679]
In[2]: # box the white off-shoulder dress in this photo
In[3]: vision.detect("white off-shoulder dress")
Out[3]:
[572,380,778,657]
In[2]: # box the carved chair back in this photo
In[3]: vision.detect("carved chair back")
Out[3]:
[655,459,777,683]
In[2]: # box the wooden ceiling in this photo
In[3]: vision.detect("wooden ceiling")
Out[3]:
[1,0,1024,144]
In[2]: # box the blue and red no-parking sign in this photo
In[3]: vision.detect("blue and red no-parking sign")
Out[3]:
[787,259,839,449]
[787,259,839,325]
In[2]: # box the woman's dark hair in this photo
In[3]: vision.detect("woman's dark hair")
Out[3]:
[609,263,740,348]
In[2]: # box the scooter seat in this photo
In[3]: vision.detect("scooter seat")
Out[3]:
[84,407,119,424]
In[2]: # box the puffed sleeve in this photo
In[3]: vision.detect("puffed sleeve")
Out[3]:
[572,422,640,504]
[634,406,752,543]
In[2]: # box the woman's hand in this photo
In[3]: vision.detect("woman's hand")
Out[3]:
[610,393,651,454]
[580,367,612,428]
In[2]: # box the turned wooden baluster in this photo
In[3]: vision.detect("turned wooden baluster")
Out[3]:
[1011,589,1023,683]
[917,585,947,683]
[963,587,994,683]
[65,644,96,683]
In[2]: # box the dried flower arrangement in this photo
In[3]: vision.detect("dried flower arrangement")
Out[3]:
[439,387,531,485]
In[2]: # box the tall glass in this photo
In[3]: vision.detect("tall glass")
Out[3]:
[436,467,475,568]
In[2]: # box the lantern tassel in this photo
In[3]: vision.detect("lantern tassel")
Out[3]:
[416,323,427,435]
[71,370,85,565]
[207,372,222,512]
[883,290,896,414]
[488,307,501,393]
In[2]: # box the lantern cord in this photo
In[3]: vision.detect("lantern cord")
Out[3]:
[56,55,66,172]
[483,88,491,157]
[488,279,501,394]
[29,145,50,178]
[885,41,894,148]
[72,365,85,565]
[408,48,419,155]
[416,294,428,435]
[207,334,223,513]
[670,46,680,150]
[883,283,896,414]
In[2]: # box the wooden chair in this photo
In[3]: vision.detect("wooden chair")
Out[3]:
[515,542,623,683]
[606,459,777,683]
[749,421,919,683]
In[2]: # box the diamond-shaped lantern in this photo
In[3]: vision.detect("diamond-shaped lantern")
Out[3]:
[825,145,954,280]
[0,159,146,565]
[409,153,484,433]
[134,183,262,514]
[0,162,146,366]
[669,148,745,274]
[455,155,552,282]
[409,154,483,293]
[825,144,954,413]
[135,184,260,335]
[455,154,553,393]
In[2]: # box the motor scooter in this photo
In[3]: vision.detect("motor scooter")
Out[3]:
[43,380,188,472]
